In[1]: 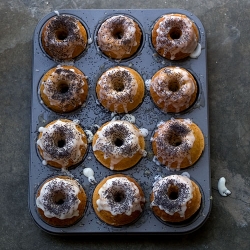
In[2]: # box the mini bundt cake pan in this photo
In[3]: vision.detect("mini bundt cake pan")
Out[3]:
[30,8,211,235]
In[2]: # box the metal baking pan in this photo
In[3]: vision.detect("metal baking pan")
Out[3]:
[29,8,211,235]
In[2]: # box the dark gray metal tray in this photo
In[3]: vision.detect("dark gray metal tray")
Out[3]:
[30,8,211,235]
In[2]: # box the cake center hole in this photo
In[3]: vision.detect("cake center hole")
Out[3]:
[54,192,66,205]
[57,139,66,148]
[168,81,180,92]
[55,29,68,40]
[113,28,124,39]
[169,28,182,40]
[114,138,124,147]
[114,191,125,202]
[168,186,179,200]
[113,80,125,92]
[58,82,69,93]
[168,135,182,147]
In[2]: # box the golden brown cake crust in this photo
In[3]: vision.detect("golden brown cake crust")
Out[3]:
[92,174,145,226]
[96,66,145,113]
[37,119,88,169]
[152,119,204,169]
[92,120,145,170]
[40,65,88,113]
[36,175,87,227]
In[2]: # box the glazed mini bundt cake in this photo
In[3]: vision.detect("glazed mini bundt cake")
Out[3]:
[152,14,199,60]
[150,66,198,113]
[151,118,204,170]
[92,174,145,226]
[97,15,142,60]
[39,65,88,113]
[36,175,87,227]
[92,120,147,170]
[96,66,145,113]
[150,174,201,222]
[37,119,88,169]
[41,14,88,61]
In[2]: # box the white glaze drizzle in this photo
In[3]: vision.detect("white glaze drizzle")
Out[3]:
[42,160,47,165]
[218,177,231,197]
[139,128,148,137]
[54,10,59,16]
[38,127,45,133]
[190,43,202,58]
[73,119,80,125]
[87,37,93,44]
[83,167,96,184]
[84,129,94,143]
[145,79,151,90]
[153,156,161,166]
[181,171,190,178]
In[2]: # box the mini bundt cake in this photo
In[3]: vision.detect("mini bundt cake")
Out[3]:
[36,175,87,227]
[39,65,88,113]
[41,14,88,61]
[97,15,142,59]
[150,66,198,113]
[96,66,145,113]
[151,118,204,170]
[92,120,147,170]
[152,14,199,60]
[92,174,145,226]
[37,119,88,169]
[150,174,201,222]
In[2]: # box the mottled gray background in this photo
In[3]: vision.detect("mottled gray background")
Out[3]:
[0,0,250,249]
